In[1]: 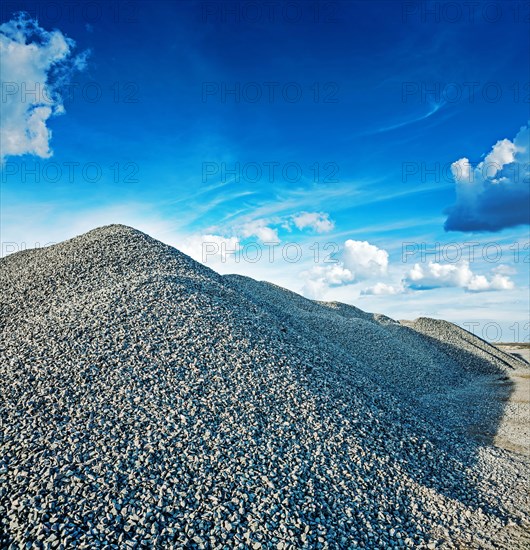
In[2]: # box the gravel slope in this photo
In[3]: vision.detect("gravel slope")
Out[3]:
[1,225,528,549]
[225,276,524,444]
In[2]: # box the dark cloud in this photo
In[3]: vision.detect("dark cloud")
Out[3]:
[444,125,529,233]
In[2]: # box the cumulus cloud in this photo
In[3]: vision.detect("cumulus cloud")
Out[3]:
[0,12,88,161]
[240,221,279,243]
[342,240,388,279]
[300,239,390,299]
[301,264,354,299]
[444,124,530,232]
[405,260,514,292]
[291,212,335,233]
[492,264,516,276]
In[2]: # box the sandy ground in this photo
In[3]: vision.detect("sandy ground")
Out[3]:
[497,343,530,364]
[491,344,530,456]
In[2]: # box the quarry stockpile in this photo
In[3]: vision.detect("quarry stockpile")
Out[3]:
[1,225,528,549]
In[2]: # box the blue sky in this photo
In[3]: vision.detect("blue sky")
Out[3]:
[1,0,529,341]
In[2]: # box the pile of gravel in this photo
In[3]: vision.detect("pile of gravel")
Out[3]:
[1,225,529,549]
[226,275,523,441]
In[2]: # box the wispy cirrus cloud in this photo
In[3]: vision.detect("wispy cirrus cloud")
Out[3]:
[368,101,445,135]
[208,210,336,245]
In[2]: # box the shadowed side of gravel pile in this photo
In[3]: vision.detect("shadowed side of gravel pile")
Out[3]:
[1,225,529,549]
[224,275,520,442]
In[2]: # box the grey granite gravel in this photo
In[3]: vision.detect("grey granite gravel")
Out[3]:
[1,225,528,549]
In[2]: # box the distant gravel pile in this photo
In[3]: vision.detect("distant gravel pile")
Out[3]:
[1,225,529,549]
[400,317,521,375]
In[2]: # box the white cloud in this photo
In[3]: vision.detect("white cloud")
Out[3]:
[362,282,404,296]
[292,212,335,233]
[299,239,389,299]
[405,260,514,292]
[240,221,279,243]
[301,265,354,299]
[0,13,88,161]
[451,137,519,186]
[319,264,355,285]
[450,158,472,185]
[492,264,516,276]
[301,279,328,300]
[342,239,389,279]
[484,138,517,173]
